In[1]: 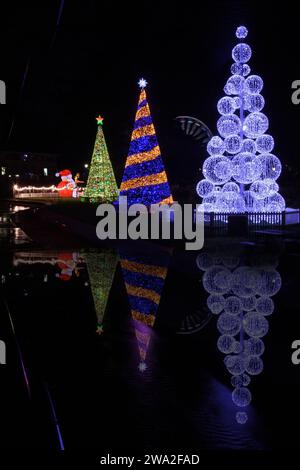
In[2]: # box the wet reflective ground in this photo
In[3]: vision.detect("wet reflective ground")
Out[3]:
[1,202,300,454]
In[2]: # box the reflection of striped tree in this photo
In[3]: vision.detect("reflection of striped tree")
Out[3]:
[84,251,118,334]
[120,251,170,371]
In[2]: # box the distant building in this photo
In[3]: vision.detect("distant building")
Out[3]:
[0,151,59,196]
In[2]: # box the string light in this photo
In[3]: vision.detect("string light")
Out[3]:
[120,251,170,368]
[14,184,58,192]
[119,85,173,206]
[82,116,118,203]
[197,26,285,213]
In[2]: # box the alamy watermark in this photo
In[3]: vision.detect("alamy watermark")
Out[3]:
[0,340,6,365]
[95,197,204,250]
[0,80,5,104]
[291,340,300,365]
[291,80,300,104]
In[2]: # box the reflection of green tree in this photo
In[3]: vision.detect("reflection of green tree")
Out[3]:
[84,251,118,334]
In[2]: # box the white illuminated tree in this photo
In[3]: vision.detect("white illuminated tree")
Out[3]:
[197,26,285,213]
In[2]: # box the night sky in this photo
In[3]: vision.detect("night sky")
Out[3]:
[0,0,299,188]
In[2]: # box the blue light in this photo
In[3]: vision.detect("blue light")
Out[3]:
[198,26,285,214]
[236,26,248,39]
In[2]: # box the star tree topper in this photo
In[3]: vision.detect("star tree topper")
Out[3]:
[96,115,104,126]
[138,78,147,89]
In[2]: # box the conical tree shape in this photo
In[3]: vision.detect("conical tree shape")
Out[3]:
[83,116,118,203]
[197,26,285,214]
[119,81,173,206]
[120,249,170,370]
[84,250,118,334]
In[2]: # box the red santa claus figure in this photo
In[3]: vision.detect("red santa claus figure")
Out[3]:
[55,169,76,198]
[55,252,79,281]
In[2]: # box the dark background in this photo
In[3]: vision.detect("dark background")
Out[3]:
[0,0,299,192]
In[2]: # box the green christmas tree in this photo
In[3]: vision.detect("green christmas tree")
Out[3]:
[82,115,119,202]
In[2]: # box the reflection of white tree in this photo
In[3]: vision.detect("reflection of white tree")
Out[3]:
[197,249,281,424]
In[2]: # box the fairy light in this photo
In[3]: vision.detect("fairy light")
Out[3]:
[14,184,58,192]
[197,26,285,214]
[120,251,170,368]
[82,115,118,203]
[119,85,173,206]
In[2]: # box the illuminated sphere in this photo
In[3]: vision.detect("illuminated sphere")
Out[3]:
[231,373,251,387]
[214,270,232,290]
[207,136,225,155]
[245,75,264,94]
[232,43,252,64]
[231,63,243,75]
[242,139,256,153]
[196,179,214,198]
[214,157,233,180]
[217,96,237,115]
[241,296,257,311]
[256,269,282,296]
[203,156,232,184]
[232,152,262,184]
[244,337,265,356]
[232,387,252,407]
[217,334,235,353]
[256,153,281,180]
[249,181,270,200]
[217,114,241,137]
[265,179,279,196]
[236,26,248,39]
[256,296,274,316]
[245,355,264,376]
[243,112,269,138]
[207,294,225,314]
[236,412,248,424]
[224,354,245,375]
[203,266,232,294]
[226,75,245,94]
[256,134,274,153]
[243,312,269,338]
[233,266,258,290]
[247,94,265,112]
[224,84,233,95]
[242,64,251,76]
[224,296,243,315]
[222,182,240,198]
[196,253,214,271]
[231,266,257,297]
[224,134,242,154]
[265,193,286,212]
[217,313,241,336]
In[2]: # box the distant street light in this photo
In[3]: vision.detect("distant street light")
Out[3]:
[84,163,89,168]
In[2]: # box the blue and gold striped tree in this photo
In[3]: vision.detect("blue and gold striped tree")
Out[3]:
[120,249,170,371]
[119,79,173,206]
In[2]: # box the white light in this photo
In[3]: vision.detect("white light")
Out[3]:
[138,78,148,89]
[138,361,147,372]
[84,163,89,168]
